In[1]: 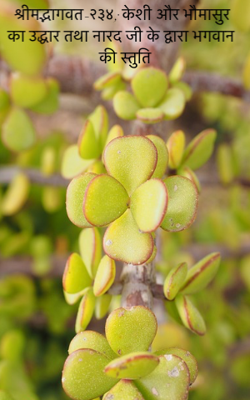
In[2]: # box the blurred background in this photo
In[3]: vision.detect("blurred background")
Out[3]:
[0,0,250,399]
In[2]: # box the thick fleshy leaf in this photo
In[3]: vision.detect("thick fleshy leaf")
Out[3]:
[62,349,118,400]
[0,3,46,75]
[61,145,93,179]
[136,108,164,124]
[1,173,29,216]
[130,179,168,232]
[181,252,221,295]
[10,73,47,108]
[79,228,102,278]
[135,354,190,400]
[216,143,235,184]
[164,263,188,300]
[172,81,193,101]
[159,89,185,120]
[75,288,96,333]
[87,160,106,174]
[95,294,112,320]
[167,130,186,170]
[89,106,109,150]
[106,306,157,356]
[63,253,91,294]
[181,129,216,170]
[147,135,169,178]
[68,331,116,360]
[93,255,116,297]
[105,352,159,380]
[175,295,206,336]
[30,78,59,114]
[103,210,154,265]
[83,174,129,227]
[169,57,186,83]
[64,288,89,305]
[103,380,144,400]
[2,108,36,152]
[105,125,124,148]
[0,89,10,124]
[66,173,96,228]
[113,91,140,120]
[103,136,157,195]
[78,120,101,159]
[156,348,198,385]
[161,176,198,232]
[132,68,168,107]
[178,167,201,193]
[102,79,126,101]
[94,72,122,91]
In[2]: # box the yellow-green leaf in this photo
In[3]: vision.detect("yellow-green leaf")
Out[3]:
[167,130,186,170]
[66,173,96,228]
[132,68,168,107]
[95,294,112,320]
[93,256,116,297]
[79,228,102,278]
[169,57,186,83]
[103,210,154,265]
[159,88,185,120]
[164,262,188,300]
[61,145,93,179]
[103,380,144,400]
[75,288,96,333]
[106,306,157,356]
[147,135,169,178]
[2,108,36,152]
[103,136,157,195]
[105,352,159,380]
[136,108,165,124]
[78,120,101,159]
[105,125,124,148]
[231,0,250,32]
[10,73,48,108]
[130,179,168,232]
[62,349,118,400]
[68,331,116,360]
[1,173,29,216]
[216,143,235,184]
[94,72,122,91]
[89,105,109,150]
[175,295,206,336]
[63,253,91,294]
[161,176,198,232]
[30,78,59,114]
[113,91,140,120]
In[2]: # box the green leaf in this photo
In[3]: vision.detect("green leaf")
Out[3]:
[10,73,48,108]
[61,145,93,179]
[130,179,168,232]
[0,3,46,75]
[167,130,186,170]
[62,349,118,400]
[181,252,221,295]
[0,90,10,125]
[181,129,217,170]
[103,210,154,265]
[161,176,198,232]
[94,72,122,91]
[64,288,88,306]
[147,135,169,178]
[216,143,235,184]
[75,288,96,333]
[231,0,250,32]
[30,78,59,114]
[113,91,140,120]
[105,352,159,380]
[135,354,190,400]
[175,295,206,336]
[87,160,106,174]
[164,262,188,300]
[136,108,165,124]
[105,125,124,148]
[63,253,91,294]
[78,120,102,159]
[106,306,157,356]
[1,173,30,216]
[79,228,102,278]
[89,105,109,150]
[103,380,144,400]
[156,348,198,385]
[172,81,192,101]
[169,57,186,83]
[68,331,116,360]
[132,68,168,107]
[83,174,129,227]
[93,256,116,297]
[102,79,126,101]
[95,294,112,320]
[178,167,201,194]
[103,136,157,195]
[158,88,185,120]
[2,108,36,152]
[66,173,96,228]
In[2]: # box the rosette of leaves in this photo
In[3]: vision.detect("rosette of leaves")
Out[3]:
[163,252,221,336]
[62,306,198,400]
[111,62,191,124]
[62,228,116,331]
[61,105,124,179]
[66,135,199,265]
[166,128,217,193]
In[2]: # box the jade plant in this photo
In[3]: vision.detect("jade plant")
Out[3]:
[61,65,220,400]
